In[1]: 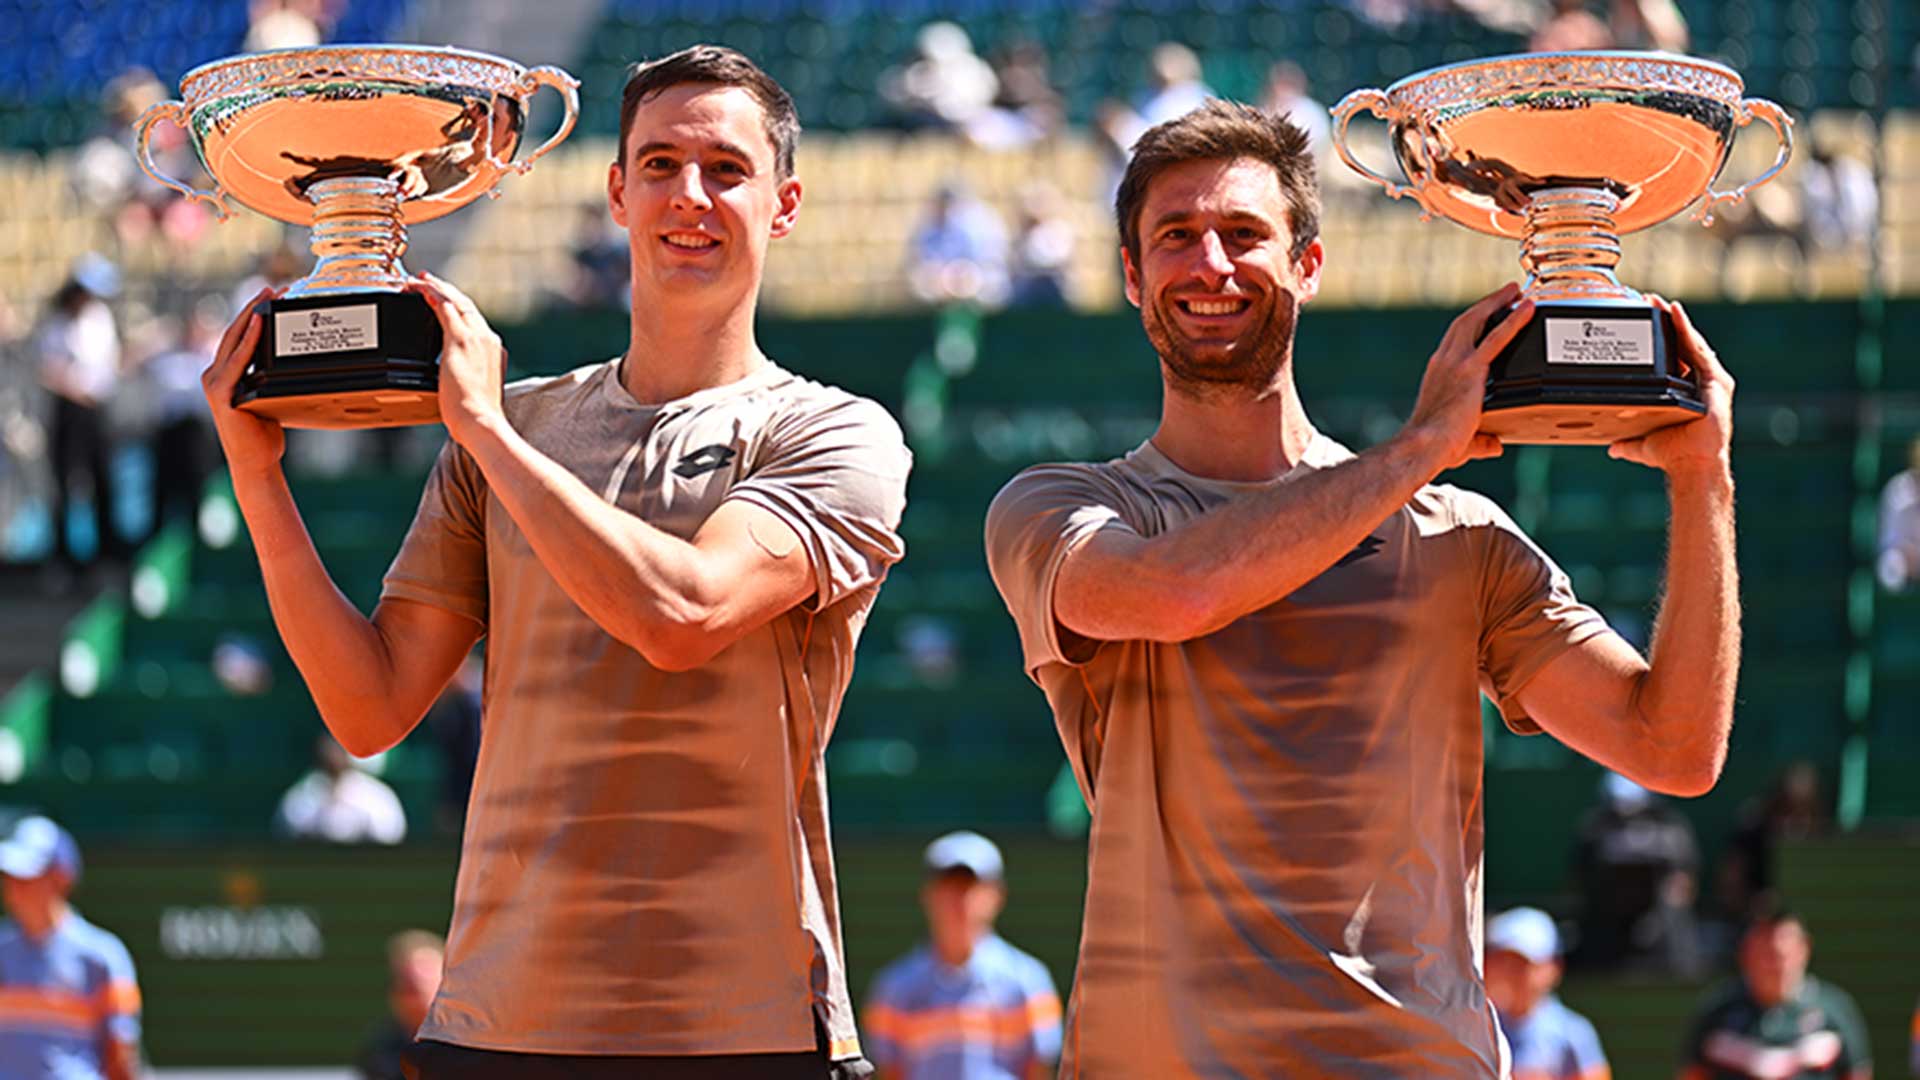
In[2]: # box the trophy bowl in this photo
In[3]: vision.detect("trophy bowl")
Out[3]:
[137,46,579,429]
[1333,52,1792,445]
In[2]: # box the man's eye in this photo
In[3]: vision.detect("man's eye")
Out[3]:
[642,157,675,171]
[1163,228,1190,241]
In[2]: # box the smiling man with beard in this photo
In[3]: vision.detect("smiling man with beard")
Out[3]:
[984,100,1741,1077]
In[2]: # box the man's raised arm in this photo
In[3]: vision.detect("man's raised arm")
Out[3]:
[1514,297,1740,797]
[1055,283,1532,644]
[203,293,482,756]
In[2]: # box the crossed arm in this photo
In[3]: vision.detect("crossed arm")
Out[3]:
[1052,293,1739,798]
[202,282,813,757]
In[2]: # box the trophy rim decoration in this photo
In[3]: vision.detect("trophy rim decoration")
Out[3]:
[143,43,580,229]
[1382,49,1743,104]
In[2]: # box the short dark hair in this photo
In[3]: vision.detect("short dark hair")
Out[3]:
[617,45,800,179]
[1115,98,1320,263]
[1745,897,1807,936]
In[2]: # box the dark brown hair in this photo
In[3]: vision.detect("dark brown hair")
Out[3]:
[1115,98,1320,262]
[617,45,800,179]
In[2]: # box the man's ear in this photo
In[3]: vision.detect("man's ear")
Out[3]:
[607,162,627,228]
[1121,246,1142,309]
[769,176,803,239]
[1293,237,1326,306]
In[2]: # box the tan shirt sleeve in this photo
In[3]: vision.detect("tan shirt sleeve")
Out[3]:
[725,395,911,612]
[985,465,1129,676]
[381,440,490,626]
[1474,498,1611,734]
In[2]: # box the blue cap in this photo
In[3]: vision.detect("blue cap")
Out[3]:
[924,830,1003,882]
[1602,771,1651,810]
[0,816,81,883]
[1486,907,1560,964]
[69,253,121,299]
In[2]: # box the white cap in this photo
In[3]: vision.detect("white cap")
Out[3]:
[0,816,82,883]
[924,830,1004,882]
[1486,907,1560,964]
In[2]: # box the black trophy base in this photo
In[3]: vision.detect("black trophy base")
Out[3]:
[234,291,444,429]
[1477,300,1704,445]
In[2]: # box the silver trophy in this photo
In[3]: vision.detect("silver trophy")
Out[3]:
[138,46,579,428]
[1333,52,1792,444]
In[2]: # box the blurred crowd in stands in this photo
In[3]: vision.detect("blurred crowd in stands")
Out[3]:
[1,0,1898,580]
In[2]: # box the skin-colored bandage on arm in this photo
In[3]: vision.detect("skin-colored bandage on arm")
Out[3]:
[748,516,801,559]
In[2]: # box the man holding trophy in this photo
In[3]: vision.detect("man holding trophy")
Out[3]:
[985,94,1742,1075]
[199,46,904,1078]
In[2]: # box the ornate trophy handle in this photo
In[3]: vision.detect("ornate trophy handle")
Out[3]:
[487,65,582,185]
[134,100,231,221]
[1330,88,1433,217]
[1693,97,1794,226]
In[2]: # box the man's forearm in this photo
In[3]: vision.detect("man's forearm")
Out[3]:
[458,415,712,662]
[229,466,408,749]
[1634,465,1740,793]
[1075,428,1448,641]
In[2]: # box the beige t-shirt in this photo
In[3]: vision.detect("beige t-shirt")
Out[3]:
[383,358,909,1058]
[985,435,1608,1079]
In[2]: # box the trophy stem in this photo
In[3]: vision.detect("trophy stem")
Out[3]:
[1519,186,1634,301]
[288,177,410,297]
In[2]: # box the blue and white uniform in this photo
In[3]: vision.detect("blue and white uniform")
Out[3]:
[1502,995,1611,1080]
[864,934,1061,1080]
[0,911,141,1080]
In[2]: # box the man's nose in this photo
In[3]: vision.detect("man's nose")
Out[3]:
[671,165,712,212]
[1192,230,1234,283]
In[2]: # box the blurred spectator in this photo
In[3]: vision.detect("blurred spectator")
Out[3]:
[36,255,127,580]
[979,38,1065,147]
[73,68,215,257]
[232,242,309,317]
[212,633,275,696]
[1093,44,1218,205]
[0,292,47,558]
[898,614,961,687]
[1009,183,1075,309]
[1679,905,1871,1080]
[561,202,631,312]
[1800,144,1878,252]
[1451,0,1543,34]
[0,816,143,1080]
[1609,0,1689,51]
[1876,437,1920,591]
[1484,907,1612,1080]
[1531,0,1615,52]
[1138,43,1214,130]
[880,22,999,134]
[908,184,1010,308]
[276,736,408,845]
[137,296,224,539]
[356,930,444,1080]
[1717,761,1827,928]
[245,0,325,51]
[1572,772,1702,976]
[421,654,483,834]
[864,831,1062,1079]
[1260,61,1331,167]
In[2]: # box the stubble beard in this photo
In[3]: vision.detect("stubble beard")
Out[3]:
[1142,287,1300,403]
